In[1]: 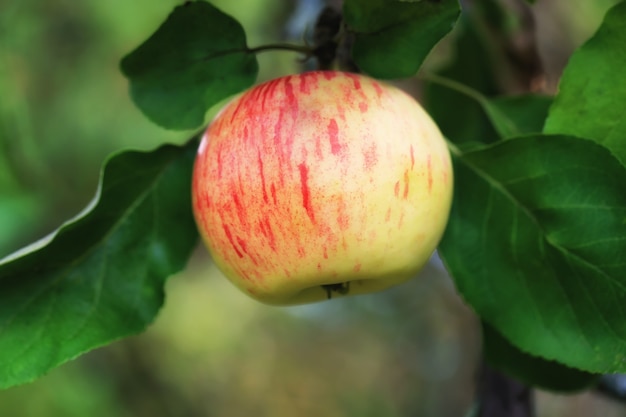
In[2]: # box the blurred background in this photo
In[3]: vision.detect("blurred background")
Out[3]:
[1,0,625,416]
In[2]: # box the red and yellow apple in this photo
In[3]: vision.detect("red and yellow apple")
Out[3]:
[192,71,453,305]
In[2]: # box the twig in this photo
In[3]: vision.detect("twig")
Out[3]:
[595,374,626,403]
[477,361,535,417]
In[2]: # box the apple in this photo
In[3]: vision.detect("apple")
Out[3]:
[192,70,453,305]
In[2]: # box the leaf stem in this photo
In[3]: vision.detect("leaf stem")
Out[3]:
[419,71,519,139]
[419,72,490,108]
[418,72,478,158]
[446,140,463,158]
[248,43,314,56]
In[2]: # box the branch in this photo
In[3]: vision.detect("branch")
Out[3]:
[595,374,626,404]
[477,361,535,417]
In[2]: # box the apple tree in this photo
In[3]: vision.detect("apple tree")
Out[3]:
[1,0,625,416]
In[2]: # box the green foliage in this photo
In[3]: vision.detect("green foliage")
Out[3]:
[425,74,552,141]
[343,0,460,78]
[2,0,626,400]
[440,135,626,373]
[0,140,198,389]
[0,194,41,257]
[0,270,476,417]
[482,322,599,392]
[427,1,626,379]
[488,95,553,137]
[544,1,626,166]
[121,2,258,130]
[423,16,501,149]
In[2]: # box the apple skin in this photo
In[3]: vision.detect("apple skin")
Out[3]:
[192,71,453,305]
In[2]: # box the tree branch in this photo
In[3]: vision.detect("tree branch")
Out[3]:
[477,361,535,417]
[595,374,626,404]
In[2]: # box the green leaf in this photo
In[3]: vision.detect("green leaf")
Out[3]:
[121,2,258,130]
[344,0,460,79]
[0,140,199,389]
[440,135,626,373]
[544,1,626,165]
[483,322,600,392]
[488,95,553,137]
[424,73,552,142]
[423,12,551,146]
[0,193,41,258]
[422,16,500,149]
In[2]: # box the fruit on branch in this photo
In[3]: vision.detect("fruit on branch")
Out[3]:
[192,71,453,305]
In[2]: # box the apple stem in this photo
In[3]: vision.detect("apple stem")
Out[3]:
[249,6,357,72]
